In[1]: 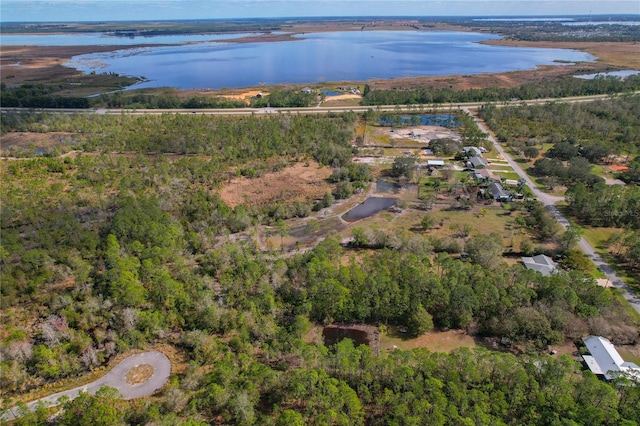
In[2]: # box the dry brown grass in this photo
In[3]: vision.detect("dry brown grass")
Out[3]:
[1,132,77,151]
[218,161,333,208]
[125,364,154,385]
[483,40,640,69]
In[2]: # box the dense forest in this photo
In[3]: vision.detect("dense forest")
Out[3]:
[2,109,640,423]
[362,74,640,106]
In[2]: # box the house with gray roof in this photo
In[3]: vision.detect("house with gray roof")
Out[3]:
[582,335,640,382]
[463,146,483,157]
[467,155,488,169]
[487,182,511,202]
[521,254,557,276]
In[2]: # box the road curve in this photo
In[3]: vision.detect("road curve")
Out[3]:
[467,109,640,315]
[1,351,171,421]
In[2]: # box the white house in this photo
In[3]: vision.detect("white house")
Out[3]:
[582,335,640,382]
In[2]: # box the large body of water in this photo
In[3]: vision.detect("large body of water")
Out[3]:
[4,31,596,90]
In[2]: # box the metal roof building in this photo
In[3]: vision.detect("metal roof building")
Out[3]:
[521,254,557,276]
[582,335,640,382]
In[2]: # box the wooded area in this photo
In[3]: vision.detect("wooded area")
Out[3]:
[2,104,640,423]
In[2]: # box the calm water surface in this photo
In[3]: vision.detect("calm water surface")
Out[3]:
[8,30,596,90]
[343,197,396,221]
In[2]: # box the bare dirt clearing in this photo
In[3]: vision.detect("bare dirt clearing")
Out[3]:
[218,161,333,208]
[380,329,477,353]
[385,125,462,145]
[1,132,79,151]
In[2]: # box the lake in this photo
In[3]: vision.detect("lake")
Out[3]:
[6,30,596,90]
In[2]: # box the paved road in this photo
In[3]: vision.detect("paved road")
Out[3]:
[1,351,171,421]
[467,109,640,315]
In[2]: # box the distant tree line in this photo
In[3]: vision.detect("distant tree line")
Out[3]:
[0,83,90,109]
[361,75,640,106]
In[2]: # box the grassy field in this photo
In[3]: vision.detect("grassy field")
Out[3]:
[577,224,639,292]
[617,347,640,366]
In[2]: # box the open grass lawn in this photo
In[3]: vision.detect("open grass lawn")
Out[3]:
[579,226,619,251]
[577,225,640,292]
[617,347,640,366]
[421,206,521,242]
[491,170,521,181]
[345,199,531,256]
[380,328,477,353]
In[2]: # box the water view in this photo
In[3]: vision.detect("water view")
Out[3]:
[60,30,595,90]
[343,197,396,222]
[575,70,640,80]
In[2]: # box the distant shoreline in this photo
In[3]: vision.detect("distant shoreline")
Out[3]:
[2,21,638,96]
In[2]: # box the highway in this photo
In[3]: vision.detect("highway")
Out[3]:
[0,93,622,116]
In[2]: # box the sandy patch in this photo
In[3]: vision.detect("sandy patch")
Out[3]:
[324,94,362,102]
[218,161,333,208]
[381,329,476,353]
[223,90,267,100]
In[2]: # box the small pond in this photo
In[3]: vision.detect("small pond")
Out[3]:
[575,70,640,80]
[376,179,400,194]
[378,114,459,127]
[321,89,343,96]
[343,197,396,221]
[323,325,380,355]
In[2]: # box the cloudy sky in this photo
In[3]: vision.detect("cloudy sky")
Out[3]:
[1,0,638,22]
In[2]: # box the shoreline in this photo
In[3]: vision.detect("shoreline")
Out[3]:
[1,27,638,96]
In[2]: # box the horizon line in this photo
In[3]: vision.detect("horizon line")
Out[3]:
[2,13,640,24]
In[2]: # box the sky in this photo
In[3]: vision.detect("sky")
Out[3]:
[1,0,638,22]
